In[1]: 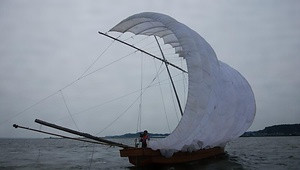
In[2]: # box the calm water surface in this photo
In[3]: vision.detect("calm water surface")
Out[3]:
[0,137,299,169]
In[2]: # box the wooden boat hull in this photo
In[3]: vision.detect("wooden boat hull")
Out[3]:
[120,147,225,166]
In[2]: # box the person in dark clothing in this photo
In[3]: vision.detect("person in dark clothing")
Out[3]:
[140,130,150,148]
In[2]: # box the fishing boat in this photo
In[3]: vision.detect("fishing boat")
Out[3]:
[13,12,256,166]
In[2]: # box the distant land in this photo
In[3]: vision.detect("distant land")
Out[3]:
[105,124,300,138]
[241,124,300,137]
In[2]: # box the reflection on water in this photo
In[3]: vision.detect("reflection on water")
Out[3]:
[1,137,299,169]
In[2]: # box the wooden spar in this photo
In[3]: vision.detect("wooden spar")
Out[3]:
[98,31,188,73]
[35,119,131,148]
[154,36,183,116]
[12,124,109,145]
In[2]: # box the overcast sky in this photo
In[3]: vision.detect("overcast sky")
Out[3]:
[0,0,299,138]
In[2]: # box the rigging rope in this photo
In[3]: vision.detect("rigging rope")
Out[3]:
[96,61,165,135]
[0,49,138,126]
[54,68,188,125]
[81,50,138,78]
[153,59,171,133]
[79,38,117,78]
[0,38,117,126]
[52,56,190,125]
[52,70,192,124]
[95,92,141,135]
[136,52,143,133]
[60,90,80,131]
[0,92,59,126]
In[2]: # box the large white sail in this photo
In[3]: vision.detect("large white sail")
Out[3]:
[110,12,256,157]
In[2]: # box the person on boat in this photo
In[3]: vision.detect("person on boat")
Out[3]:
[140,130,150,148]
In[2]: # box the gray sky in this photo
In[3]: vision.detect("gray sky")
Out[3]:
[0,0,299,138]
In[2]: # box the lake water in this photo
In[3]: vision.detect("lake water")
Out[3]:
[0,136,299,169]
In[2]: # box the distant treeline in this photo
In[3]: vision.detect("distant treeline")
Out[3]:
[242,124,300,137]
[106,124,300,138]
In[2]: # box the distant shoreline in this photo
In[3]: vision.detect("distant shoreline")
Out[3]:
[106,123,300,138]
[241,124,300,137]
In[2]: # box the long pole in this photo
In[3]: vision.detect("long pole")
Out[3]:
[154,36,183,116]
[13,124,109,145]
[98,31,187,73]
[35,119,131,148]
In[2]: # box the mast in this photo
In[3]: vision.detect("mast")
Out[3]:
[98,31,187,73]
[154,36,183,116]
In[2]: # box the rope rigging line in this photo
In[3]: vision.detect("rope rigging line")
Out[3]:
[0,49,142,127]
[81,50,138,78]
[64,89,142,118]
[60,90,80,131]
[95,91,142,135]
[0,38,117,127]
[52,64,174,124]
[0,92,59,126]
[96,61,165,135]
[54,70,187,123]
[79,37,117,79]
[136,52,143,133]
[153,59,171,133]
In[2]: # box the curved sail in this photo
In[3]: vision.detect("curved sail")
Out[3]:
[110,12,256,157]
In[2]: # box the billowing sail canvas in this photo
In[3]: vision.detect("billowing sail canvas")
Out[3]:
[110,12,256,157]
